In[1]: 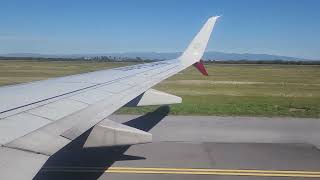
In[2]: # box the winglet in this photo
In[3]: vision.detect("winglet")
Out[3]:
[179,16,220,67]
[193,60,209,76]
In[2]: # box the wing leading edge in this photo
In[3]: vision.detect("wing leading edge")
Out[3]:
[0,16,220,179]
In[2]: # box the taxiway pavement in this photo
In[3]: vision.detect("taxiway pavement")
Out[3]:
[36,109,320,180]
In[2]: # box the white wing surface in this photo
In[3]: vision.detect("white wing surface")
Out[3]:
[0,16,219,179]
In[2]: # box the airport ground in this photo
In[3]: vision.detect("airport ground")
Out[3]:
[1,60,319,117]
[1,60,320,179]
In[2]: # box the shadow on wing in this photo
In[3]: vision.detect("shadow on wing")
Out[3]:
[34,105,170,180]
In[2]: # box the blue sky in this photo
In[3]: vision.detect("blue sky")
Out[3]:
[0,0,320,59]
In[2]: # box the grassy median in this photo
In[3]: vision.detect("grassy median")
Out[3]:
[1,60,319,117]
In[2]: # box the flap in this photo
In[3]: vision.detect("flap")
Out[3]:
[0,147,48,179]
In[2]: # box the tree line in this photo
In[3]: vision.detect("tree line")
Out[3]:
[0,56,319,65]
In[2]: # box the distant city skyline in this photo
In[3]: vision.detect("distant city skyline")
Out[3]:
[1,0,320,59]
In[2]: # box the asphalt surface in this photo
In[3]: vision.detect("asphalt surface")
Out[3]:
[35,106,320,180]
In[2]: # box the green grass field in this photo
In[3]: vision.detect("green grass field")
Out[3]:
[0,60,136,86]
[1,60,319,118]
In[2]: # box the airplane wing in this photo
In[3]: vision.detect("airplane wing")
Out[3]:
[0,16,219,179]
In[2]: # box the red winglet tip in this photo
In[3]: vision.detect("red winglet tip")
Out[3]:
[193,60,209,76]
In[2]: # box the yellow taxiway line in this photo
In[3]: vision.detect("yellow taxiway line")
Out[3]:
[106,167,320,178]
[43,166,320,178]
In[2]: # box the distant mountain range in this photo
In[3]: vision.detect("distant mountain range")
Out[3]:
[0,51,313,61]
